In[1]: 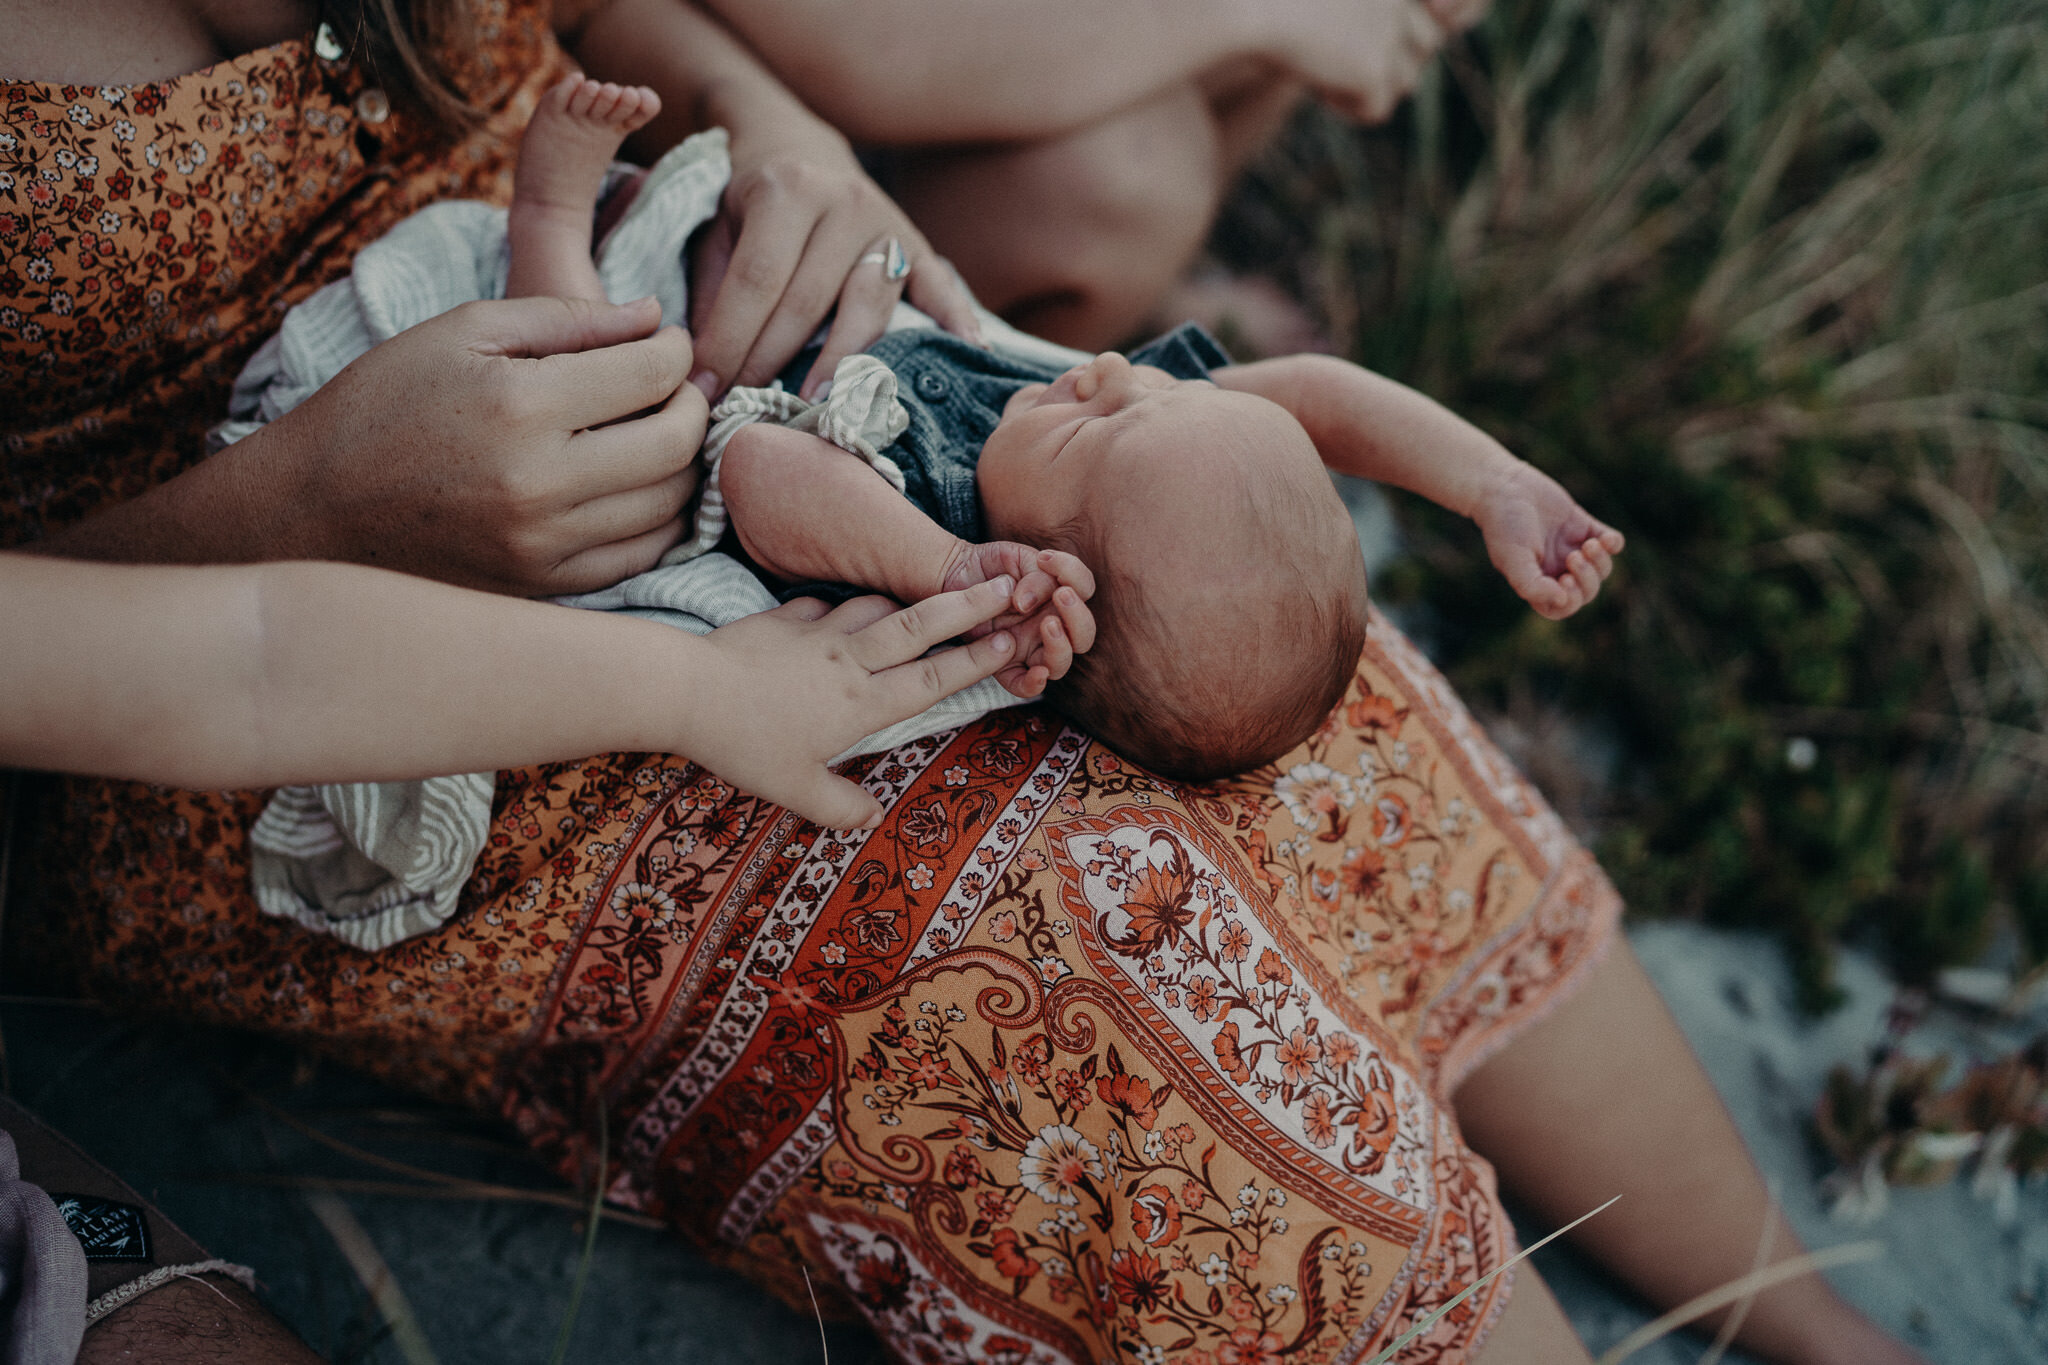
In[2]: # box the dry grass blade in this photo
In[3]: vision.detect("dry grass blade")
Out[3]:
[803,1264,831,1365]
[1360,1195,1622,1365]
[1591,1241,1884,1364]
[546,1105,608,1365]
[1698,1180,1781,1365]
[200,1172,665,1228]
[304,1186,440,1365]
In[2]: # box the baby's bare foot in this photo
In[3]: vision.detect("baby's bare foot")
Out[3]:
[506,75,662,300]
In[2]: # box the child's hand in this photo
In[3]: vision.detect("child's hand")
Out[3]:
[690,578,1022,828]
[1471,462,1625,619]
[940,542,1097,698]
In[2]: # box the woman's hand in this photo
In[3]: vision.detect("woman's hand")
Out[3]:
[686,580,1021,827]
[1277,0,1451,123]
[688,117,982,403]
[276,295,710,596]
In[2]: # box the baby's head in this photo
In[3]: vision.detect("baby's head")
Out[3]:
[980,352,1368,780]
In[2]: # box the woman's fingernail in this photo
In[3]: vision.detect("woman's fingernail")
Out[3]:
[863,812,883,830]
[690,369,720,399]
[989,575,1016,598]
[992,632,1015,655]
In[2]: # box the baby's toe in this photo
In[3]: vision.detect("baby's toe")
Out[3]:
[560,77,603,119]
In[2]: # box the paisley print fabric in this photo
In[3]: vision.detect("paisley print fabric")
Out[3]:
[3,9,1620,1360]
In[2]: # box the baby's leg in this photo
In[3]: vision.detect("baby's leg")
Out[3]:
[506,74,662,302]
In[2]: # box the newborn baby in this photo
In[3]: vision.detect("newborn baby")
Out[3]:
[494,73,1623,782]
[716,329,1621,781]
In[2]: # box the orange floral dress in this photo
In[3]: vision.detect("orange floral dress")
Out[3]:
[1,7,1619,1362]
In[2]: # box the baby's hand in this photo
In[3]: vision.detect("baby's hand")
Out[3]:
[1471,462,1625,619]
[941,542,1097,698]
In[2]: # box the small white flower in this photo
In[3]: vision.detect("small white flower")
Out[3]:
[1272,1217,1289,1234]
[54,148,76,167]
[1267,1284,1298,1304]
[1238,1184,1258,1206]
[1229,1207,1248,1226]
[99,210,122,234]
[67,103,93,126]
[97,86,127,105]
[1199,1252,1230,1285]
[1407,861,1434,888]
[1268,1189,1287,1206]
[1390,740,1411,771]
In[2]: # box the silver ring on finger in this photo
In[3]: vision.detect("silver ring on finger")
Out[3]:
[857,237,911,283]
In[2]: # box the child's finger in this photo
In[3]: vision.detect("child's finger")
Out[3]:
[1582,538,1614,578]
[877,629,1017,713]
[784,770,886,832]
[841,577,1014,672]
[1011,568,1057,615]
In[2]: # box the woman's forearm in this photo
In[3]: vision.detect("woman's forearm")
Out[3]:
[26,420,329,566]
[0,555,695,789]
[579,0,1269,145]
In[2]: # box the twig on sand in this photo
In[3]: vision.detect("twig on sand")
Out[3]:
[304,1187,441,1365]
[1593,1240,1885,1364]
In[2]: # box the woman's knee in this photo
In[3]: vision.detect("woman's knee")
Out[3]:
[893,83,1238,346]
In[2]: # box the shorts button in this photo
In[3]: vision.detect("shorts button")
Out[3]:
[914,372,950,403]
[355,88,391,124]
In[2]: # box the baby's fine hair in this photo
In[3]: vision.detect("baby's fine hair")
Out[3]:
[1044,469,1368,783]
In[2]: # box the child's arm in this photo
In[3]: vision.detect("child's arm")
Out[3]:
[718,423,1096,697]
[1216,355,1624,619]
[0,553,1024,830]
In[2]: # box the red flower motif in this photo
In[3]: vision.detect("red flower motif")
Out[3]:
[899,798,953,851]
[1346,690,1402,732]
[1212,1021,1252,1085]
[1255,947,1293,989]
[1104,836,1197,958]
[988,1226,1038,1280]
[1096,1068,1159,1130]
[1340,844,1386,899]
[944,1143,984,1190]
[1107,1247,1168,1312]
[1218,1327,1285,1365]
[1218,921,1253,964]
[1054,1068,1092,1112]
[1302,1089,1337,1149]
[1129,1184,1183,1246]
[1013,1033,1052,1085]
[1275,1027,1320,1085]
[1186,975,1220,1022]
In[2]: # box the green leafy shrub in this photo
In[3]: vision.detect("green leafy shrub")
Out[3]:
[1220,0,2048,1007]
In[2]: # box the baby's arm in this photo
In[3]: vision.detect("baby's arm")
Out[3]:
[0,553,1023,829]
[1217,355,1624,619]
[719,423,1096,696]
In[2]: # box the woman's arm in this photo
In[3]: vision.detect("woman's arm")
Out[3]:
[33,297,708,597]
[0,554,1021,828]
[686,0,1452,141]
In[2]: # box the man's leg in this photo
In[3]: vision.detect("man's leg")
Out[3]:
[1452,940,1922,1365]
[886,71,1303,349]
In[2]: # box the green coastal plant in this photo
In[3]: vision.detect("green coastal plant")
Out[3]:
[1222,0,2048,1007]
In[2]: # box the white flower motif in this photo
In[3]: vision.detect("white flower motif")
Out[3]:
[1229,1207,1248,1226]
[1322,1244,1343,1260]
[143,141,160,167]
[98,210,121,234]
[0,132,15,151]
[67,103,93,126]
[77,155,98,177]
[1274,762,1358,828]
[1272,1217,1289,1234]
[1237,1183,1259,1206]
[1407,861,1434,888]
[1017,1124,1103,1207]
[1447,888,1473,913]
[1268,1189,1287,1206]
[1391,740,1411,771]
[1134,1346,1166,1365]
[113,119,135,143]
[25,257,52,283]
[97,86,127,105]
[54,148,76,168]
[1267,1284,1298,1304]
[1199,1252,1230,1285]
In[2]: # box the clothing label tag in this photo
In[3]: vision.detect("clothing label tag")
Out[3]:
[50,1192,153,1261]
